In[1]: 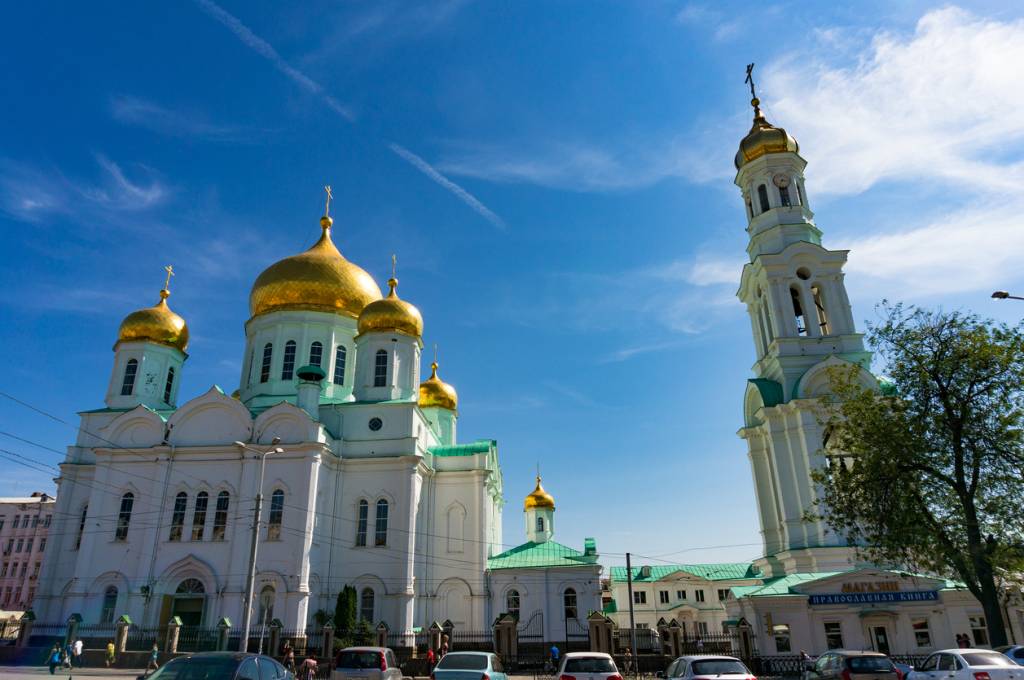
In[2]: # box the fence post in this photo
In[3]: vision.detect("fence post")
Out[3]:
[375,621,389,649]
[429,621,442,654]
[166,616,181,654]
[16,609,34,647]
[321,621,334,659]
[115,615,131,653]
[217,617,232,652]
[442,619,454,650]
[269,619,282,657]
[66,612,82,646]
[668,619,682,658]
[494,613,517,660]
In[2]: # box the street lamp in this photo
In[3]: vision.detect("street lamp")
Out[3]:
[234,436,283,653]
[992,291,1024,301]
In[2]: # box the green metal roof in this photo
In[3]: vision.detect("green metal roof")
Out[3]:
[430,439,496,457]
[610,563,761,583]
[730,572,841,599]
[603,599,618,614]
[748,378,784,407]
[488,540,599,570]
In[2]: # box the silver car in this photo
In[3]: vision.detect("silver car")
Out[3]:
[333,646,403,680]
[555,652,622,680]
[908,649,1022,680]
[665,655,756,680]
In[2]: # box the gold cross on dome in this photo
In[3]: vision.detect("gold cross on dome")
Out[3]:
[391,254,397,279]
[433,343,438,364]
[163,264,174,291]
[324,185,333,216]
[745,63,757,99]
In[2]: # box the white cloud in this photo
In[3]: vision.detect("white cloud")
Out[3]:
[675,3,741,42]
[761,7,1024,196]
[110,95,254,142]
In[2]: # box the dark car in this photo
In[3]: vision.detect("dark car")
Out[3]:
[807,651,901,680]
[137,651,293,680]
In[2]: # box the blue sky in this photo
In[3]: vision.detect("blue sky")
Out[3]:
[2,1,1023,568]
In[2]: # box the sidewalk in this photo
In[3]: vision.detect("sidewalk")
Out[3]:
[0,666,144,678]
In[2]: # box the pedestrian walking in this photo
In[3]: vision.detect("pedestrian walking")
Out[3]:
[298,657,318,680]
[426,646,437,671]
[73,638,84,668]
[63,641,74,668]
[283,643,295,673]
[47,643,61,675]
[106,640,116,667]
[147,642,160,673]
[440,634,450,657]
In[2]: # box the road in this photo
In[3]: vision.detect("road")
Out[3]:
[0,667,142,679]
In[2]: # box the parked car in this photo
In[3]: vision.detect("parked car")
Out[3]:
[333,646,402,680]
[908,649,1022,680]
[556,651,622,680]
[994,646,1024,667]
[430,651,508,680]
[806,650,901,680]
[663,655,756,680]
[136,651,293,680]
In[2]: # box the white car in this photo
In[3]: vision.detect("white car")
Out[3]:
[909,649,1022,680]
[556,652,623,680]
[664,655,756,680]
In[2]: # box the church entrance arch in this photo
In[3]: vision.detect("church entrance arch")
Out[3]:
[171,578,206,626]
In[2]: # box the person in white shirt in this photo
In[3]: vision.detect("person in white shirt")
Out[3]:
[72,639,83,668]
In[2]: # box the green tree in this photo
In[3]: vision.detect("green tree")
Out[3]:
[814,303,1024,648]
[334,586,356,631]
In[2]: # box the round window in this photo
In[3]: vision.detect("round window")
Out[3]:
[368,417,383,431]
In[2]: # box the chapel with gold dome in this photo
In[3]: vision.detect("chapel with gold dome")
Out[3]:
[40,189,601,638]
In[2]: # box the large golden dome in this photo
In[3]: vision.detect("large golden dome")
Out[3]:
[117,289,189,352]
[419,362,458,411]
[358,277,423,338]
[735,98,799,169]
[249,216,382,319]
[524,476,555,510]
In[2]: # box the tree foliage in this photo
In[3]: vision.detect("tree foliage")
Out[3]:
[814,303,1024,647]
[334,585,357,631]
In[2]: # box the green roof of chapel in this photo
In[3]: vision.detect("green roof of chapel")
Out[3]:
[609,563,761,583]
[488,540,598,570]
[430,440,495,457]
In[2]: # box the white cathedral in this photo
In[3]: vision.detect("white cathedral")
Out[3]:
[34,208,601,636]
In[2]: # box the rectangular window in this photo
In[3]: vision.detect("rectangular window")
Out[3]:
[0,563,7,577]
[38,538,45,552]
[15,539,23,553]
[374,501,389,547]
[169,494,187,542]
[824,622,844,649]
[659,590,670,604]
[4,539,11,554]
[19,563,26,578]
[260,344,273,383]
[374,351,388,387]
[12,515,18,529]
[120,359,138,395]
[32,562,40,577]
[24,539,32,553]
[912,618,932,648]
[44,515,51,527]
[212,493,229,541]
[31,515,39,528]
[695,589,705,602]
[0,516,5,531]
[355,502,368,547]
[969,616,989,646]
[773,623,791,653]
[676,590,686,600]
[717,589,729,601]
[696,621,709,635]
[633,591,647,605]
[333,346,347,385]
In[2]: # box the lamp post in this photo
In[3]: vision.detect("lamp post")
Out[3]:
[234,437,283,653]
[992,291,1024,301]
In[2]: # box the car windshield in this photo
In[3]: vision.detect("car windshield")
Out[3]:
[145,656,241,680]
[337,651,383,669]
[848,657,895,673]
[692,659,749,675]
[565,657,617,673]
[436,654,489,670]
[962,653,1015,667]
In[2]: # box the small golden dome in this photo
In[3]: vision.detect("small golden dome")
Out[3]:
[419,362,458,411]
[524,476,555,511]
[249,215,382,319]
[358,277,423,337]
[735,98,799,169]
[117,289,189,352]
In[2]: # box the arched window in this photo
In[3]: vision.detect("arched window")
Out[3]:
[790,287,808,337]
[74,505,88,550]
[333,346,347,386]
[359,587,375,622]
[115,493,134,541]
[536,516,545,532]
[212,491,230,541]
[309,341,323,368]
[258,585,275,626]
[267,490,284,540]
[779,185,792,207]
[757,184,770,212]
[355,500,368,547]
[506,589,520,619]
[169,492,187,542]
[374,350,388,387]
[121,359,138,396]
[163,366,175,404]
[260,343,273,383]
[811,285,830,335]
[796,182,805,206]
[192,491,208,541]
[564,588,578,621]
[281,340,297,381]
[374,499,389,546]
[101,586,118,624]
[447,504,465,553]
[176,578,205,594]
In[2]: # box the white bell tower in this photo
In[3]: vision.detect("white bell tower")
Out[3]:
[735,67,873,577]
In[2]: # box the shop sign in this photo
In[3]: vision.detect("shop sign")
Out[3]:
[808,591,939,605]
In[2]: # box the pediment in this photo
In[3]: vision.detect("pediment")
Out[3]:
[253,402,317,445]
[100,405,166,448]
[167,385,253,446]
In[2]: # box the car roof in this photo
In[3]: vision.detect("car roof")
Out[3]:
[443,651,492,655]
[677,656,743,662]
[340,647,390,652]
[934,649,1002,654]
[564,652,614,659]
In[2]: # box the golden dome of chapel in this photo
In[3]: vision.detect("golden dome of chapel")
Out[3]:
[117,288,189,352]
[358,276,424,338]
[419,362,458,411]
[523,475,555,510]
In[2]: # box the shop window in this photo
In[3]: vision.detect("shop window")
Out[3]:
[969,616,989,646]
[773,623,791,653]
[912,618,932,647]
[824,622,843,649]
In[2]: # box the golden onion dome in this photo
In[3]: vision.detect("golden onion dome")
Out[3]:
[735,98,799,169]
[524,475,555,511]
[418,361,458,411]
[117,289,189,352]
[249,215,382,319]
[357,277,423,338]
